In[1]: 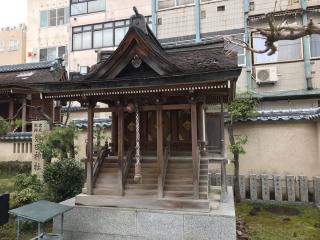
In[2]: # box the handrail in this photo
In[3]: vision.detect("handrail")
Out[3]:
[92,142,110,186]
[161,143,171,196]
[122,146,135,186]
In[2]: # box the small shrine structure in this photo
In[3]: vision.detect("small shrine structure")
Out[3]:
[35,9,241,210]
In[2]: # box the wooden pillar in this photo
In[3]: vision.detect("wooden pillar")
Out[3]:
[118,109,124,195]
[191,102,199,199]
[86,104,95,195]
[197,104,204,154]
[220,99,227,196]
[21,98,27,132]
[157,107,164,198]
[111,112,118,154]
[9,99,14,119]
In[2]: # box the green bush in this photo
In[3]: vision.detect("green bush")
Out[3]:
[0,161,31,176]
[36,124,78,163]
[43,159,84,202]
[11,174,44,207]
[11,188,40,207]
[0,117,10,136]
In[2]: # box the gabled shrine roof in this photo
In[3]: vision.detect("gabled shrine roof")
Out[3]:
[85,9,239,81]
[0,59,67,88]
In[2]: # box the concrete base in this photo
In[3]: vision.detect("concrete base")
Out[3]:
[53,187,236,240]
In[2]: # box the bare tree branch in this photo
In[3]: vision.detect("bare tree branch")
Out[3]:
[224,6,320,56]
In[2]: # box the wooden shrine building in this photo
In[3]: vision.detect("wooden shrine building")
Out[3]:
[34,9,241,209]
[0,60,66,131]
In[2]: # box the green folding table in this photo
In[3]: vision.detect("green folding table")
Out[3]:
[9,200,73,240]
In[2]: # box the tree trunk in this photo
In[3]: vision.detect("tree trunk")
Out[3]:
[227,124,241,202]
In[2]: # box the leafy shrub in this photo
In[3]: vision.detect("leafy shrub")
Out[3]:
[0,117,10,136]
[11,188,40,207]
[36,124,78,163]
[0,161,31,176]
[11,174,44,207]
[43,159,84,202]
[14,174,42,192]
[0,118,23,136]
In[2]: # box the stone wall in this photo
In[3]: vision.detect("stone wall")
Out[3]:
[0,141,32,162]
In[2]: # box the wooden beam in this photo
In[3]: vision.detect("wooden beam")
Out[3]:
[87,104,95,195]
[118,108,124,195]
[94,104,191,113]
[157,107,164,198]
[21,98,27,132]
[191,102,199,199]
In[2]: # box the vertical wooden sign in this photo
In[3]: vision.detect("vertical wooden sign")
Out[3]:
[32,121,50,178]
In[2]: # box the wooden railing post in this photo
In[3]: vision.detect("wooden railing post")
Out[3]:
[86,103,95,195]
[157,107,164,198]
[191,102,199,199]
[118,108,124,195]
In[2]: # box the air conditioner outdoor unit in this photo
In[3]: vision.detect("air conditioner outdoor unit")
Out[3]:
[255,66,278,84]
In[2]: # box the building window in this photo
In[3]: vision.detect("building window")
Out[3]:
[72,17,152,51]
[311,34,320,58]
[70,0,106,16]
[252,34,302,64]
[224,34,246,67]
[40,8,69,27]
[40,46,67,61]
[9,40,18,51]
[158,0,195,10]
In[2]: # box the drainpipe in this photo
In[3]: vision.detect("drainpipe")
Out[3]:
[195,0,201,42]
[244,0,252,90]
[151,0,157,36]
[301,0,313,90]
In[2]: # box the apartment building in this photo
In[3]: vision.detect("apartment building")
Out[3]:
[151,0,320,178]
[26,0,69,64]
[68,0,151,74]
[0,24,26,65]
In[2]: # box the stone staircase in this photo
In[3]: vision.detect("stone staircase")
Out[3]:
[125,155,158,198]
[93,156,120,195]
[199,157,209,199]
[164,155,194,198]
[164,154,209,199]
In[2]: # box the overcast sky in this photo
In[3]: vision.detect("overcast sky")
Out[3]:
[0,0,27,28]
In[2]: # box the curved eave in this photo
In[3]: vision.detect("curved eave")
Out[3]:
[31,68,241,99]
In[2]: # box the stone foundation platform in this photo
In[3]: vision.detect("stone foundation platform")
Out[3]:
[53,187,235,240]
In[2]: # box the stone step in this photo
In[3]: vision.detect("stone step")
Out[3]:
[99,168,119,173]
[200,175,208,181]
[164,185,193,191]
[126,179,158,184]
[125,184,158,190]
[93,188,120,195]
[169,157,192,160]
[128,168,159,174]
[102,163,119,168]
[165,179,193,185]
[129,163,158,168]
[95,183,119,189]
[166,173,193,181]
[166,169,193,174]
[95,178,118,184]
[97,172,119,177]
[167,163,193,169]
[125,189,158,196]
[164,191,193,198]
[200,193,208,199]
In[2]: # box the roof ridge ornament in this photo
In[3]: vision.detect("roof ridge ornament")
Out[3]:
[129,6,148,35]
